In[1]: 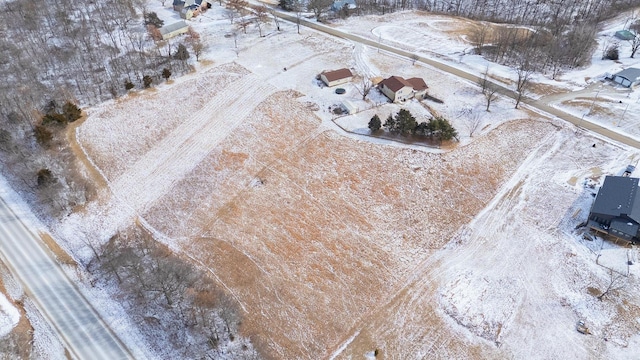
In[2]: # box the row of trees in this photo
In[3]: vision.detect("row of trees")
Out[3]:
[93,226,260,359]
[368,109,458,142]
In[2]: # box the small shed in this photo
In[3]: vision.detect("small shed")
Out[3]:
[160,21,189,40]
[613,68,640,88]
[320,68,353,87]
[341,100,358,114]
[615,30,636,41]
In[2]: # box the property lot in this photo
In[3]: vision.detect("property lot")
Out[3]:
[57,7,640,359]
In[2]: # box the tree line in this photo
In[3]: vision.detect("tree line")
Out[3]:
[369,109,458,142]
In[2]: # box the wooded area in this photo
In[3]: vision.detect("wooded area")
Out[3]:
[0,0,193,218]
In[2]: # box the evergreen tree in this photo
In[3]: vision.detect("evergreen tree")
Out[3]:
[124,80,135,91]
[143,75,153,88]
[368,114,381,132]
[383,114,397,133]
[395,109,417,135]
[34,125,53,147]
[162,68,172,81]
[144,12,164,28]
[427,116,458,142]
[174,44,190,61]
[62,101,82,122]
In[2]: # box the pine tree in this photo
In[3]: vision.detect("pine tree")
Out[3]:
[162,68,172,81]
[174,44,190,61]
[383,114,397,133]
[62,101,82,122]
[395,109,417,135]
[368,114,381,132]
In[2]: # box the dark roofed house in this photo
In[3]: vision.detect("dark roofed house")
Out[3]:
[406,77,429,99]
[613,68,640,88]
[320,68,353,87]
[379,76,428,102]
[588,175,640,243]
[379,76,414,102]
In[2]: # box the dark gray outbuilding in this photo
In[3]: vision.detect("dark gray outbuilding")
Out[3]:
[588,175,640,242]
[613,68,640,88]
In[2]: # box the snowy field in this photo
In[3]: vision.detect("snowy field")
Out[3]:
[3,2,639,359]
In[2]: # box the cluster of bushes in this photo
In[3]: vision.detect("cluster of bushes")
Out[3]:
[368,109,458,142]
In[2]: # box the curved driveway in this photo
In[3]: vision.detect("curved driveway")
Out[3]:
[0,196,132,360]
[271,10,640,149]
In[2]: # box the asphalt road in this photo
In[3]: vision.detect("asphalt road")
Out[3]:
[0,196,132,360]
[272,10,640,149]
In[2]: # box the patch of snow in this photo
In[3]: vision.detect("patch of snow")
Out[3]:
[0,292,19,337]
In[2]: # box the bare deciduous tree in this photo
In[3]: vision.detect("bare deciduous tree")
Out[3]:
[479,68,499,111]
[514,61,533,109]
[355,76,374,100]
[597,269,626,301]
[253,5,269,37]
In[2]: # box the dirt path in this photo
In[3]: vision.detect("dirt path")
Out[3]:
[66,116,108,191]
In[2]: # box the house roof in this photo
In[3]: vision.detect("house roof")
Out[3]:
[160,20,188,35]
[406,77,428,91]
[592,176,640,222]
[381,76,413,92]
[322,68,353,82]
[173,0,185,5]
[615,68,640,83]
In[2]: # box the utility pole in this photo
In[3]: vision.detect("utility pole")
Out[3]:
[587,90,600,115]
[618,103,630,127]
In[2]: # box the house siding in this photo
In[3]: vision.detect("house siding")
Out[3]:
[321,74,351,87]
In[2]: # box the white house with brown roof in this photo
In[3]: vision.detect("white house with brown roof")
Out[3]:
[406,77,428,99]
[379,76,414,102]
[379,76,428,102]
[320,68,353,87]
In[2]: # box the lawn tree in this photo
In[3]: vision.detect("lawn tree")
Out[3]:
[395,109,418,135]
[187,27,205,61]
[514,59,534,109]
[225,8,237,24]
[307,0,332,21]
[271,8,281,31]
[368,114,381,132]
[458,107,483,137]
[629,20,640,58]
[383,114,397,133]
[238,20,251,34]
[174,43,190,61]
[254,5,269,37]
[479,67,499,111]
[427,116,458,142]
[355,76,374,100]
[597,269,626,301]
[294,0,303,34]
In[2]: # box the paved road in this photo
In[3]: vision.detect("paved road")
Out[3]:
[271,10,640,149]
[0,196,132,360]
